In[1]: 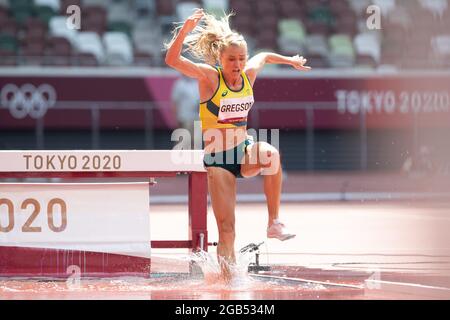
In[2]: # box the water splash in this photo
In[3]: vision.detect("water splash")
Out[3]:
[0,245,342,299]
[185,248,257,288]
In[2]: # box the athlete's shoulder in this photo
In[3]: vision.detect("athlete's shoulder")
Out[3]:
[242,70,254,89]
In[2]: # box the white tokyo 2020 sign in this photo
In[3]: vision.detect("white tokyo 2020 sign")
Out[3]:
[0,182,151,259]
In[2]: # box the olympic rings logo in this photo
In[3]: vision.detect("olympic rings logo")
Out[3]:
[0,83,57,119]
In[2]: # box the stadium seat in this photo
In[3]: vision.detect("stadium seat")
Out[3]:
[35,4,57,24]
[386,5,412,31]
[82,0,107,8]
[157,0,188,39]
[256,30,278,51]
[329,34,354,55]
[22,30,45,46]
[348,0,372,16]
[0,4,7,17]
[21,41,46,65]
[354,32,381,63]
[381,25,405,46]
[133,27,160,46]
[0,19,18,37]
[133,25,163,65]
[47,36,72,55]
[9,0,34,25]
[416,9,436,31]
[305,19,330,36]
[333,15,357,37]
[328,52,355,68]
[133,51,155,66]
[328,53,355,68]
[59,0,81,14]
[432,34,450,54]
[134,0,156,17]
[278,19,306,45]
[0,48,16,65]
[279,0,304,19]
[49,16,78,46]
[442,9,450,30]
[107,20,132,38]
[278,36,304,56]
[255,0,277,16]
[418,0,448,16]
[329,0,351,15]
[82,5,107,34]
[108,2,133,24]
[203,0,228,17]
[176,1,198,21]
[0,34,18,52]
[75,31,105,64]
[305,34,328,57]
[75,52,98,66]
[133,17,161,37]
[103,31,133,66]
[432,34,450,67]
[402,43,432,69]
[25,17,48,36]
[355,54,377,69]
[232,12,254,36]
[8,0,33,10]
[156,0,175,16]
[379,44,402,68]
[34,0,59,11]
[306,53,329,68]
[228,0,252,16]
[328,34,355,68]
[373,0,396,17]
[308,4,334,27]
[45,36,72,66]
[133,35,159,56]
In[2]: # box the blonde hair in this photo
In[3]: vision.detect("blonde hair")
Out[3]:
[165,11,247,65]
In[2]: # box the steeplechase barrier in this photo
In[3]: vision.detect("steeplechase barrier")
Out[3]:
[0,150,208,278]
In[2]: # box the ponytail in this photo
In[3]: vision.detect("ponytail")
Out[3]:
[165,11,247,65]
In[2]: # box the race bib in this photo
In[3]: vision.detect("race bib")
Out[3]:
[218,96,254,124]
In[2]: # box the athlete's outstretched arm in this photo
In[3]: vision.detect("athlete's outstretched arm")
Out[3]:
[165,8,216,79]
[245,52,311,86]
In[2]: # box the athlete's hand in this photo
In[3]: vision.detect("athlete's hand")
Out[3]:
[181,8,204,34]
[291,55,311,71]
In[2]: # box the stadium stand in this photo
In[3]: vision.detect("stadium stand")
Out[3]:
[0,0,448,69]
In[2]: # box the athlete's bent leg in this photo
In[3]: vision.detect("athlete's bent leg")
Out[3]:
[241,142,295,240]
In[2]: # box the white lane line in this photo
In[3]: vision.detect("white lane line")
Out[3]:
[249,273,364,290]
[364,279,450,298]
[149,192,450,204]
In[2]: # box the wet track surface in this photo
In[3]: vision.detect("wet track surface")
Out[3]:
[1,200,450,299]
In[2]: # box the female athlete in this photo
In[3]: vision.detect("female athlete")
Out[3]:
[165,8,311,281]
